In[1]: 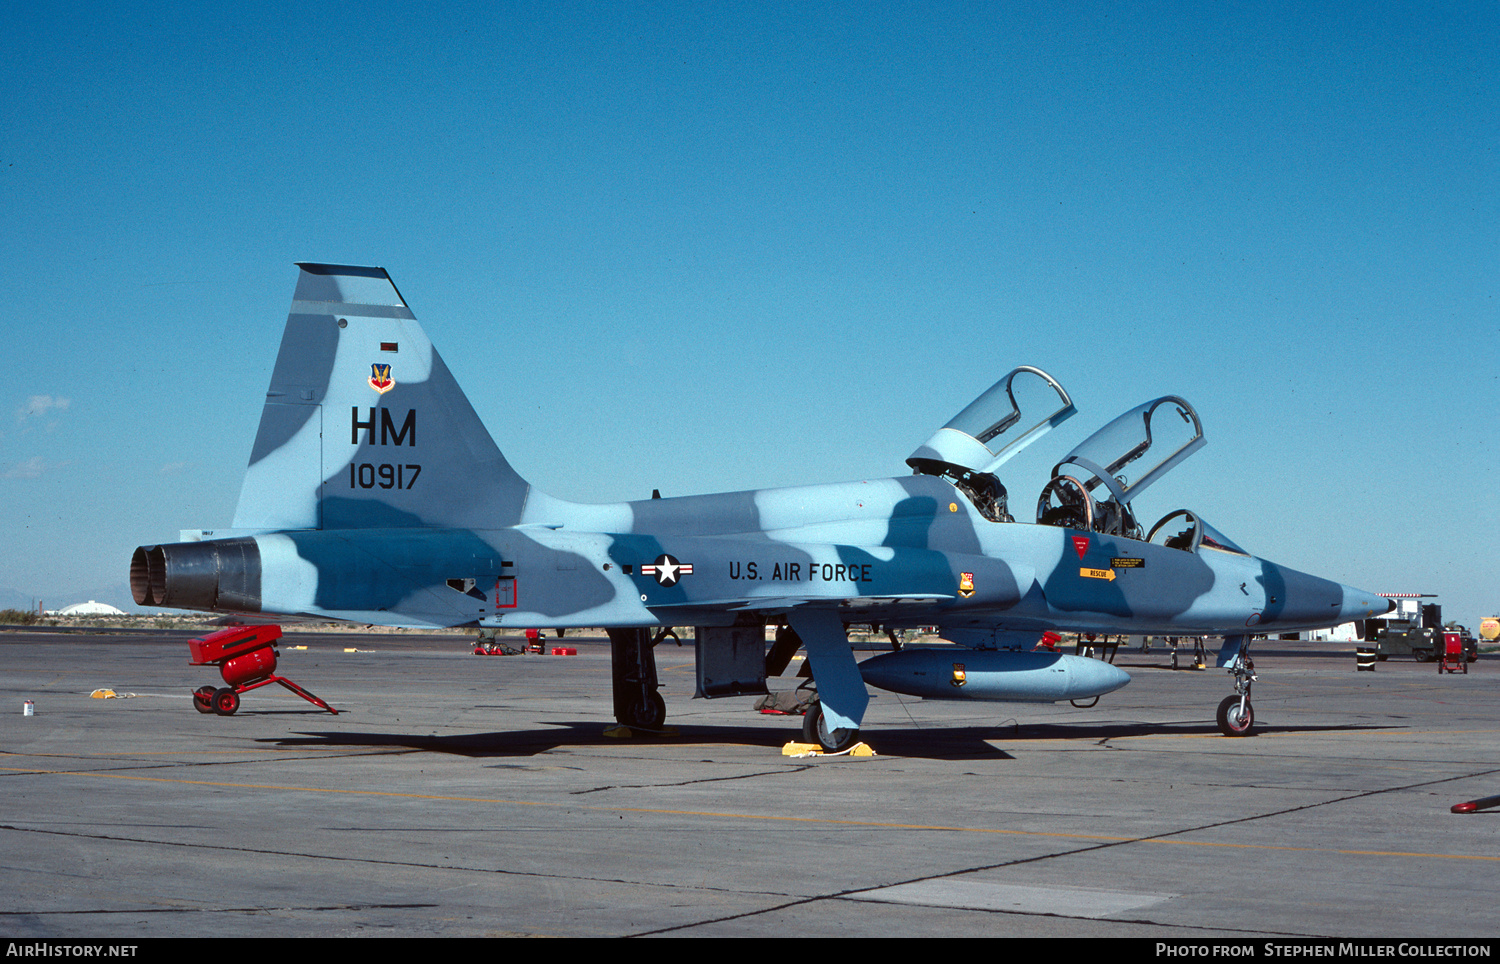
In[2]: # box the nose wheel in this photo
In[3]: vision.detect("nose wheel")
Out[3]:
[1216,694,1254,736]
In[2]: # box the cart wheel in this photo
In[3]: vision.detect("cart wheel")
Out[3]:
[213,688,240,716]
[193,686,217,714]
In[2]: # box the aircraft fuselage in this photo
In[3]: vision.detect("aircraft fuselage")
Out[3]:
[139,471,1379,640]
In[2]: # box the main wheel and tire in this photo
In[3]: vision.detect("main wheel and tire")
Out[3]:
[622,690,666,730]
[212,687,241,716]
[1216,694,1254,737]
[192,685,217,714]
[802,699,859,752]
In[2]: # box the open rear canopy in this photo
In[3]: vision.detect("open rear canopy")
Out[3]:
[907,366,1075,479]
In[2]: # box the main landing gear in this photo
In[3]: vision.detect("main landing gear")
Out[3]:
[786,610,870,753]
[1217,634,1256,737]
[801,697,860,753]
[607,628,667,731]
[773,624,862,752]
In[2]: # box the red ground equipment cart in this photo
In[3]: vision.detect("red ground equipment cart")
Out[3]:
[1437,631,1469,675]
[188,625,339,715]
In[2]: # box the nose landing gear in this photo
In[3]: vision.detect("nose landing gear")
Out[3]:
[1217,635,1256,737]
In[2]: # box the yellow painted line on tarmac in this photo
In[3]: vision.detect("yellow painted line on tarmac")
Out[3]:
[1332,729,1500,737]
[3,763,1497,865]
[1010,727,1500,745]
[0,748,388,764]
[1147,838,1500,862]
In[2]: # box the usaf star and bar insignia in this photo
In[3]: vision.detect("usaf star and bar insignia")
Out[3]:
[641,554,693,587]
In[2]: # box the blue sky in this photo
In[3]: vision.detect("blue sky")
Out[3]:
[2,2,1496,625]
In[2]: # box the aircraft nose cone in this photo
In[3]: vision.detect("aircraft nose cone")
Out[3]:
[1337,583,1394,623]
[1263,563,1394,629]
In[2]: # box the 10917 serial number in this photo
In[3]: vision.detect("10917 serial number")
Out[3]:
[348,463,421,489]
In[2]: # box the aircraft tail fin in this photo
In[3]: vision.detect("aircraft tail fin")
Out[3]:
[231,263,531,531]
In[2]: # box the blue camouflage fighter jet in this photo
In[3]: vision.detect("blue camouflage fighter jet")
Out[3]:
[131,264,1392,749]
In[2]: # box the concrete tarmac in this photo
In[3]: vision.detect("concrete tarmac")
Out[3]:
[2,628,1498,938]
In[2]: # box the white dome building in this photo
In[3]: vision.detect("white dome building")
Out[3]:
[56,600,126,616]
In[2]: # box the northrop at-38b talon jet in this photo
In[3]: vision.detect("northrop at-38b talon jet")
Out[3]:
[131,264,1392,750]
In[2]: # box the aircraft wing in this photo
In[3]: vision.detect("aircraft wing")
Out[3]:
[641,593,956,611]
